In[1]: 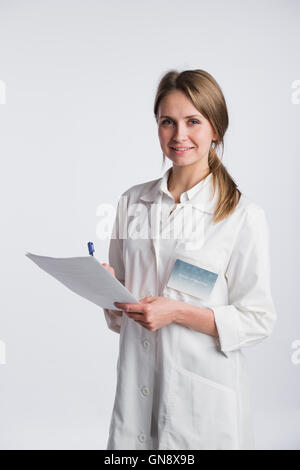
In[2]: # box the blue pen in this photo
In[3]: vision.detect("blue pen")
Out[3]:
[87,241,95,256]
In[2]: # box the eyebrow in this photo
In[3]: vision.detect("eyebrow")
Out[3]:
[159,114,202,120]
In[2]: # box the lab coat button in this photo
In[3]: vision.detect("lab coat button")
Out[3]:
[141,386,150,396]
[138,432,146,443]
[142,339,150,349]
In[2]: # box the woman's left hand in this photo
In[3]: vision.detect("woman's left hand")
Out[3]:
[114,296,182,331]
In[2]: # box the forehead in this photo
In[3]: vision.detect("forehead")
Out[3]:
[158,90,201,117]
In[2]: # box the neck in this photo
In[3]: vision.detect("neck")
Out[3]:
[168,163,211,194]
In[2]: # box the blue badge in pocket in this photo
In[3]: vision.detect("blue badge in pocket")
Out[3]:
[166,258,218,300]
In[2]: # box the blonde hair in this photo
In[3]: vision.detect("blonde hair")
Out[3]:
[153,69,241,223]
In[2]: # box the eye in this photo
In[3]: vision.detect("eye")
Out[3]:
[160,119,200,126]
[161,119,173,125]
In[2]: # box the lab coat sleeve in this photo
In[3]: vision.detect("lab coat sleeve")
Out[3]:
[211,205,277,358]
[102,196,126,335]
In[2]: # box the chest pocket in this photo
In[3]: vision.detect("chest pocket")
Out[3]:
[162,251,222,307]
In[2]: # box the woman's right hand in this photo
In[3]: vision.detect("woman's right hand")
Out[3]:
[101,263,116,278]
[101,263,122,317]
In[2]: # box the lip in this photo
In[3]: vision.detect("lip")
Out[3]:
[169,146,194,155]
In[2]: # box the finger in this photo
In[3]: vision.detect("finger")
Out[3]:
[127,312,146,321]
[134,319,151,329]
[114,302,125,310]
[114,302,143,312]
[139,297,156,303]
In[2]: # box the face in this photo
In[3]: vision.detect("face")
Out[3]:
[157,90,217,168]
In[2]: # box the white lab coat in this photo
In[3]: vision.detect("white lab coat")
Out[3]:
[103,167,277,450]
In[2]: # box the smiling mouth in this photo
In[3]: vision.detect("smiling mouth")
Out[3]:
[169,147,195,154]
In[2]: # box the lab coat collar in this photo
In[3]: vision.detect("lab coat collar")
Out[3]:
[139,167,218,214]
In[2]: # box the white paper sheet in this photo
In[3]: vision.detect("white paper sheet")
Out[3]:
[25,252,139,310]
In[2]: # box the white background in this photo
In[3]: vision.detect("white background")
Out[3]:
[0,0,299,450]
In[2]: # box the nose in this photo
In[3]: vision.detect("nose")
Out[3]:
[172,122,189,143]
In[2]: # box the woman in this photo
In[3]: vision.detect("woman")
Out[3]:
[101,69,277,450]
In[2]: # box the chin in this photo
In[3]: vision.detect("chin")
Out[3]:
[167,156,197,167]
